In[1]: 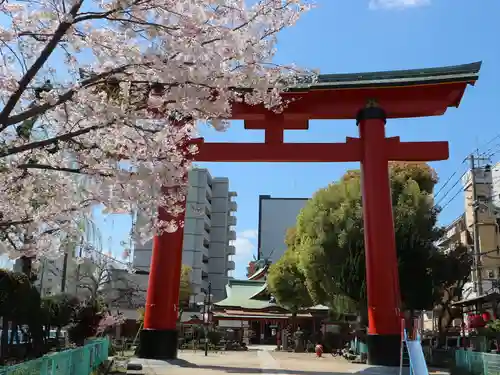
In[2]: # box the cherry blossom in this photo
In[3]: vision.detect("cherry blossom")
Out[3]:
[0,0,312,260]
[96,312,126,334]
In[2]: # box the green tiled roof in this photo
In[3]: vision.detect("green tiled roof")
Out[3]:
[214,279,277,310]
[287,61,481,91]
[215,280,333,312]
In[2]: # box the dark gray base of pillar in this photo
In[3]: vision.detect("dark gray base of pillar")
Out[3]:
[137,329,178,360]
[366,333,401,366]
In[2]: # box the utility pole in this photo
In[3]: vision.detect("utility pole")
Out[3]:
[470,154,484,296]
[204,281,212,357]
[60,251,69,293]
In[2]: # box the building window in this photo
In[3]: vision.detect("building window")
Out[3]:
[488,270,495,279]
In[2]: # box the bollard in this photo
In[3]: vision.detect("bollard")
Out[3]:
[315,344,323,358]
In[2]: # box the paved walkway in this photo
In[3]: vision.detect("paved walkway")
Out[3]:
[128,350,449,375]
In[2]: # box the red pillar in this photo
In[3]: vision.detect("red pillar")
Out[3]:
[138,197,186,359]
[357,106,401,366]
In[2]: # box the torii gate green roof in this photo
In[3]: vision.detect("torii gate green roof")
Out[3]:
[289,61,481,91]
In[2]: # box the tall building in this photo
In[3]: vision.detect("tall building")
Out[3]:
[257,195,309,263]
[14,255,79,297]
[133,168,237,303]
[436,165,500,299]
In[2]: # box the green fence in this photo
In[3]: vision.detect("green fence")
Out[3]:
[0,338,109,375]
[455,349,500,375]
[350,338,368,354]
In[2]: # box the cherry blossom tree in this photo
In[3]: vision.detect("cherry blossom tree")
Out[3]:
[0,0,312,260]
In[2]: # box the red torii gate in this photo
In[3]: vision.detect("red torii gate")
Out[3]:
[139,62,481,366]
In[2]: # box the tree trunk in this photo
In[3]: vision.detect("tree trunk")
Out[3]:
[21,256,36,282]
[437,304,451,348]
[1,317,9,362]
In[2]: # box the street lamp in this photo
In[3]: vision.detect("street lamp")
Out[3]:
[201,281,212,357]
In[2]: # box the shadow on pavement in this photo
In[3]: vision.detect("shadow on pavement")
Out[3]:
[127,358,198,370]
[179,363,400,375]
[164,359,198,367]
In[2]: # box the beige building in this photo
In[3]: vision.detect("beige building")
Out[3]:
[461,166,500,291]
[422,165,500,332]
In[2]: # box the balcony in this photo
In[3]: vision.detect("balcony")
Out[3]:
[202,262,209,274]
[204,214,211,229]
[228,230,236,241]
[227,260,235,270]
[229,201,237,212]
[228,215,237,226]
[203,230,210,245]
[227,245,236,256]
[229,191,237,197]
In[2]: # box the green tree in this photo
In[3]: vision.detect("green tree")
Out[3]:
[179,265,192,307]
[0,269,45,360]
[279,163,453,322]
[41,293,80,346]
[431,245,472,341]
[267,250,312,313]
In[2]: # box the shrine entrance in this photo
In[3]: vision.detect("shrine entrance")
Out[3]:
[138,62,481,366]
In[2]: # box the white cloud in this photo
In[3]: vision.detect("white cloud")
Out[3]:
[233,229,258,278]
[369,0,430,9]
[239,229,258,240]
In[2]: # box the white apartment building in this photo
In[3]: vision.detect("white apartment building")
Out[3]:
[133,168,237,303]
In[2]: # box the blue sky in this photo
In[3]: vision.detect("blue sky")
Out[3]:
[94,0,500,279]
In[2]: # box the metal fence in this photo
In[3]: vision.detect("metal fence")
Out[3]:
[350,338,368,354]
[455,349,500,375]
[0,338,109,375]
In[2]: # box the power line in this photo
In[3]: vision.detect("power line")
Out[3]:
[435,133,500,213]
[434,171,460,199]
[439,188,464,212]
[434,170,468,208]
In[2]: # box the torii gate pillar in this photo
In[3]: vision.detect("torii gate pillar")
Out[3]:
[357,105,401,365]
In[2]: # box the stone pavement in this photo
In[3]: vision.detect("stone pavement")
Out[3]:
[128,350,450,375]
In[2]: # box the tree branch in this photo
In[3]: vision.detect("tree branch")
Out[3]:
[0,0,84,125]
[3,65,135,129]
[17,163,113,177]
[0,124,102,157]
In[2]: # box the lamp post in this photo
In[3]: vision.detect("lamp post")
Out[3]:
[202,281,212,357]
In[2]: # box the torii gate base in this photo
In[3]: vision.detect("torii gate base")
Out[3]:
[138,62,480,366]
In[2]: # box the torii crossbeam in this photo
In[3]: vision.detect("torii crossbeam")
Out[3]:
[139,62,481,366]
